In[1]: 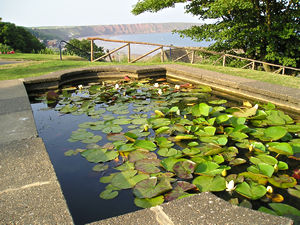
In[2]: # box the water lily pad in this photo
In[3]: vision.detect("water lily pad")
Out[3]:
[81,148,119,163]
[268,175,297,188]
[174,134,197,141]
[114,161,135,171]
[92,163,109,172]
[229,132,248,142]
[99,189,119,200]
[209,99,227,105]
[128,149,157,163]
[235,181,267,200]
[229,158,247,166]
[149,118,171,129]
[113,118,132,125]
[135,159,161,174]
[134,195,164,208]
[118,143,136,152]
[264,126,287,141]
[111,170,149,189]
[165,181,196,201]
[156,137,174,148]
[157,148,179,157]
[81,135,103,143]
[134,140,157,151]
[173,160,196,179]
[133,177,172,198]
[155,126,170,134]
[192,175,226,192]
[192,103,211,117]
[269,203,300,217]
[182,147,201,156]
[233,105,258,118]
[194,161,230,176]
[250,155,278,166]
[107,133,127,141]
[68,129,94,142]
[268,142,293,156]
[288,185,300,198]
[102,123,123,134]
[238,172,268,185]
[161,158,187,172]
[247,163,274,177]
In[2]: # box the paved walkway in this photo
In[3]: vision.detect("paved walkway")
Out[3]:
[0,65,297,224]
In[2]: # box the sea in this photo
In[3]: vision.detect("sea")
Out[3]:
[93,32,213,56]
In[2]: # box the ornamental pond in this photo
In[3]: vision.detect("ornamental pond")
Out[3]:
[30,77,300,225]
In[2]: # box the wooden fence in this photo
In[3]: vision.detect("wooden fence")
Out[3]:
[87,37,299,75]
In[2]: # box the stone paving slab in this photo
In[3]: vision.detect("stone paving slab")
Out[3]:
[0,79,37,144]
[90,192,292,225]
[0,138,73,224]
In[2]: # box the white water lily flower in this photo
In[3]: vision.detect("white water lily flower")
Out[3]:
[114,83,120,89]
[254,104,259,109]
[174,84,180,90]
[158,89,163,95]
[226,180,236,192]
[176,109,180,116]
[78,84,83,90]
[267,186,273,194]
[154,83,159,88]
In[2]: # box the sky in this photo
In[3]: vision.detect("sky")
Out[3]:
[0,0,201,27]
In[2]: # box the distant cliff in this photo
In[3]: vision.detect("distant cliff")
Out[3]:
[29,23,201,41]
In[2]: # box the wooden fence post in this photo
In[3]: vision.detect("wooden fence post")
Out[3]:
[282,67,285,75]
[191,50,195,64]
[128,43,131,63]
[252,61,255,70]
[90,40,94,62]
[160,47,164,62]
[222,55,226,67]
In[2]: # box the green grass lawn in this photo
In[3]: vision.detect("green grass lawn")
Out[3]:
[0,53,299,89]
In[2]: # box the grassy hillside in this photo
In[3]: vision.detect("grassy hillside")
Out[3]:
[0,53,299,89]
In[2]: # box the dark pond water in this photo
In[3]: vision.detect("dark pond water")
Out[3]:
[30,79,300,225]
[31,102,142,224]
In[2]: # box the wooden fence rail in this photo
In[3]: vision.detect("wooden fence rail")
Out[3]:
[87,37,299,75]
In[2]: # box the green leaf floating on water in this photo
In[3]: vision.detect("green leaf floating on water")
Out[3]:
[268,142,293,156]
[263,126,287,141]
[173,160,196,179]
[247,163,274,177]
[81,148,119,163]
[161,158,187,172]
[128,149,157,163]
[92,163,109,172]
[268,203,300,217]
[133,177,172,199]
[157,148,179,157]
[111,170,149,190]
[134,140,157,151]
[134,195,164,208]
[192,103,211,117]
[235,181,267,200]
[194,161,230,176]
[68,128,94,142]
[192,175,226,192]
[135,159,161,174]
[288,185,300,198]
[99,189,119,200]
[250,154,278,166]
[268,175,297,188]
[165,181,197,201]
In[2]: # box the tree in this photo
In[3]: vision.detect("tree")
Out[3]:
[65,39,104,60]
[132,0,299,67]
[0,22,45,53]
